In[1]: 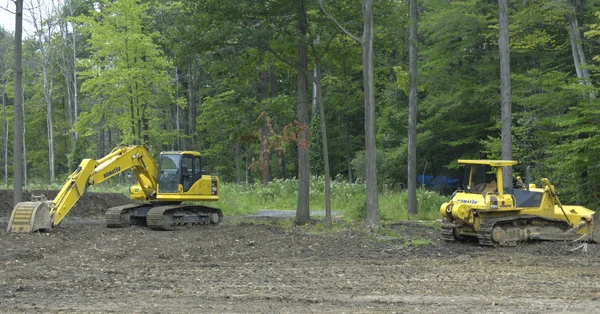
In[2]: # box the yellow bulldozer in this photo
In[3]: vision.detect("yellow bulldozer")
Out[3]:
[441,159,600,246]
[7,145,221,233]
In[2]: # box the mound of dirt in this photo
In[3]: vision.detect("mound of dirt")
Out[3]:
[0,189,133,218]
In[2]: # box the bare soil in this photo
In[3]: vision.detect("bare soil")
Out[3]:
[1,190,600,313]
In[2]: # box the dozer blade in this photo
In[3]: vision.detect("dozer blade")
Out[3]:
[7,201,52,233]
[591,211,600,244]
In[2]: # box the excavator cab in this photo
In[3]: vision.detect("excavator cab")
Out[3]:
[157,153,182,193]
[154,151,218,203]
[157,152,207,193]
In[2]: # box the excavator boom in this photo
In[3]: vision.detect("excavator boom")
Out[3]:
[8,145,158,232]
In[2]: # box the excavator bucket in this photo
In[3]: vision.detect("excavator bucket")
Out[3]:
[7,197,53,233]
[592,211,600,244]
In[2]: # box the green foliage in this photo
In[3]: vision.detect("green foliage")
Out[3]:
[74,0,173,145]
[13,0,600,215]
[67,136,91,171]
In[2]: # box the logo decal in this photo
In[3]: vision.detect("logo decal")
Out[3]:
[103,166,121,178]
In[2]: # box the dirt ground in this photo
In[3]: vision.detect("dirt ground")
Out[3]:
[2,190,600,313]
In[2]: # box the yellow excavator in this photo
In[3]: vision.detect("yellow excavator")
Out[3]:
[7,145,221,233]
[441,160,600,246]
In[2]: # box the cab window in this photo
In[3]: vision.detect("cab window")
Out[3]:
[182,155,204,192]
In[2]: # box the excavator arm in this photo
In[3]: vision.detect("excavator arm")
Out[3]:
[8,145,158,232]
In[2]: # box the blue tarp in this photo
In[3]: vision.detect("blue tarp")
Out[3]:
[417,174,460,190]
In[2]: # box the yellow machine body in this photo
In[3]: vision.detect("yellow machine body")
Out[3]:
[440,160,600,246]
[8,145,221,233]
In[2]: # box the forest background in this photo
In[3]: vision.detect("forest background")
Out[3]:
[1,0,600,220]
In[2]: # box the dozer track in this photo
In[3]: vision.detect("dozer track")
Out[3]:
[147,205,223,230]
[477,215,572,247]
[441,220,457,242]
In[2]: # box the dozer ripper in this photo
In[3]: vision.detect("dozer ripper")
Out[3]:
[441,159,600,246]
[8,145,222,233]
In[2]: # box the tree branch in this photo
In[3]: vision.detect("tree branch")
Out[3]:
[1,3,15,14]
[318,0,360,43]
[263,43,312,82]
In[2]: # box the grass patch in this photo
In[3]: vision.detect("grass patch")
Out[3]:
[220,176,449,221]
[21,175,450,222]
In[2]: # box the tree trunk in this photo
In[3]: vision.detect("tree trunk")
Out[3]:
[259,69,272,185]
[98,116,105,157]
[13,0,24,206]
[346,115,353,183]
[176,66,181,149]
[58,17,75,149]
[498,0,513,187]
[343,60,353,183]
[235,142,241,184]
[2,84,7,186]
[407,0,418,216]
[566,0,594,98]
[245,145,249,184]
[185,64,194,150]
[314,58,332,227]
[312,66,318,119]
[189,65,197,148]
[34,3,56,183]
[363,0,380,231]
[69,3,79,140]
[22,88,27,188]
[295,0,310,225]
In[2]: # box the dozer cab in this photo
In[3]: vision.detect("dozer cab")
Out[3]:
[441,159,600,246]
[8,145,222,233]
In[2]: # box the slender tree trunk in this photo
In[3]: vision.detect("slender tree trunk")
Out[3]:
[1,87,7,186]
[296,0,310,225]
[566,0,594,98]
[343,60,353,183]
[13,0,24,206]
[69,4,79,140]
[189,65,197,148]
[59,18,74,148]
[312,66,318,118]
[176,66,181,149]
[363,0,380,231]
[98,116,105,157]
[314,59,332,227]
[498,0,513,186]
[22,88,27,188]
[186,64,195,149]
[34,3,56,183]
[407,0,419,216]
[235,142,241,184]
[346,115,353,182]
[259,69,272,185]
[245,145,249,184]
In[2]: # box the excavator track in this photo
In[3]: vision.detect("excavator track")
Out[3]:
[147,205,223,230]
[441,220,457,242]
[477,215,571,247]
[105,204,148,228]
